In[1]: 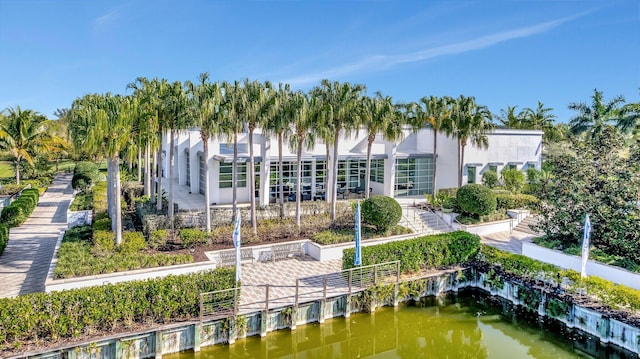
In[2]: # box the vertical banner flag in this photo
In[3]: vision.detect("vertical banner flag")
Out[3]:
[354,201,362,266]
[233,210,242,283]
[581,214,591,278]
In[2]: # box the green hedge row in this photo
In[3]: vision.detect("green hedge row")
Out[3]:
[0,188,40,228]
[479,245,640,312]
[342,231,481,273]
[0,225,8,255]
[495,193,540,211]
[0,268,235,346]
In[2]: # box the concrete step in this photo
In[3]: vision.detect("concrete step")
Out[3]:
[514,215,542,235]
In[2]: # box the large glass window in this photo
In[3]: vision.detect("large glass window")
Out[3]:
[219,162,246,188]
[269,161,313,197]
[185,151,190,186]
[394,157,433,196]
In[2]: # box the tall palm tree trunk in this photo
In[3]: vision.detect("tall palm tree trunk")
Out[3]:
[248,128,257,235]
[232,132,238,222]
[432,132,438,195]
[330,128,340,222]
[14,157,21,185]
[203,136,211,233]
[168,129,175,217]
[114,155,123,245]
[458,140,465,187]
[106,157,114,225]
[278,132,284,219]
[296,140,303,228]
[137,146,142,181]
[156,147,163,211]
[365,135,374,198]
[144,142,151,197]
[325,143,330,201]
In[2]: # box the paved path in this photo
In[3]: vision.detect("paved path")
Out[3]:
[0,174,74,298]
[481,230,533,254]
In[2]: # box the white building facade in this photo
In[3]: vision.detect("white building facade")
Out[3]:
[161,128,543,206]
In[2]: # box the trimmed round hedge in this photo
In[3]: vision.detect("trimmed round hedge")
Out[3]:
[361,195,402,233]
[456,184,496,216]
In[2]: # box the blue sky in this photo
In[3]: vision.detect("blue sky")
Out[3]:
[0,0,638,122]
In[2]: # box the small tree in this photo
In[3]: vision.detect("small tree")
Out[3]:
[361,195,402,233]
[501,168,525,193]
[456,184,496,217]
[481,170,499,189]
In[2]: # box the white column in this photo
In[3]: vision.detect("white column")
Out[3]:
[259,136,271,206]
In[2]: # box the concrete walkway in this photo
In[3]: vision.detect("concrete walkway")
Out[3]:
[0,174,74,298]
[481,230,533,254]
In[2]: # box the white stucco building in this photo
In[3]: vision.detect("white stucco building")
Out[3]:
[160,127,542,206]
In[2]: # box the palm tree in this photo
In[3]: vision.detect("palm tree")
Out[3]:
[288,92,315,228]
[311,80,366,222]
[70,94,135,245]
[0,107,60,184]
[569,89,627,138]
[616,99,640,135]
[161,81,190,218]
[446,96,494,187]
[268,83,294,219]
[522,101,558,142]
[244,79,274,235]
[127,77,160,200]
[361,93,402,198]
[186,73,223,233]
[497,105,525,128]
[220,81,246,221]
[408,96,452,196]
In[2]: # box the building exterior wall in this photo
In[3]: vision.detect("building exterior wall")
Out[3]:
[161,127,543,205]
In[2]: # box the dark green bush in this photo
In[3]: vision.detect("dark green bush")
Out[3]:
[361,195,402,233]
[343,231,480,273]
[456,184,496,217]
[0,269,235,348]
[481,170,499,188]
[180,228,208,248]
[0,188,39,227]
[0,224,8,255]
[119,231,146,254]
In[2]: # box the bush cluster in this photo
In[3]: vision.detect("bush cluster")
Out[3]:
[456,184,496,217]
[92,182,108,220]
[481,170,500,188]
[312,225,411,245]
[342,231,480,273]
[361,195,402,233]
[0,188,40,227]
[0,225,8,255]
[72,162,100,191]
[495,193,540,211]
[0,269,235,347]
[180,228,209,248]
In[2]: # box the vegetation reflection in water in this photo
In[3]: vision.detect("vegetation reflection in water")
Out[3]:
[166,291,590,359]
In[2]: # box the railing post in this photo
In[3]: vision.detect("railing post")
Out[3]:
[261,284,269,337]
[199,293,204,323]
[234,287,239,316]
[295,278,300,308]
[394,261,400,307]
[345,269,353,318]
[319,274,328,324]
[374,264,378,285]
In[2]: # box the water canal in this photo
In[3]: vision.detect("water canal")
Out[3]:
[166,291,621,359]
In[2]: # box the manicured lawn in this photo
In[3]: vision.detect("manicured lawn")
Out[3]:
[0,162,14,179]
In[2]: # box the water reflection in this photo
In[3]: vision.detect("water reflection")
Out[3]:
[166,292,593,359]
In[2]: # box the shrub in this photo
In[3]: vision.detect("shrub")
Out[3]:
[93,217,112,231]
[501,168,525,193]
[92,230,114,255]
[71,173,92,192]
[438,188,458,197]
[179,228,208,248]
[495,193,540,211]
[442,196,458,211]
[481,170,499,189]
[92,182,108,220]
[119,231,146,254]
[0,184,26,196]
[361,195,402,233]
[0,269,235,348]
[149,229,169,250]
[343,231,480,272]
[0,188,39,227]
[0,224,8,255]
[456,184,496,217]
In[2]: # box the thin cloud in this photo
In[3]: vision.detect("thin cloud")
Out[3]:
[283,13,586,86]
[93,6,126,34]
